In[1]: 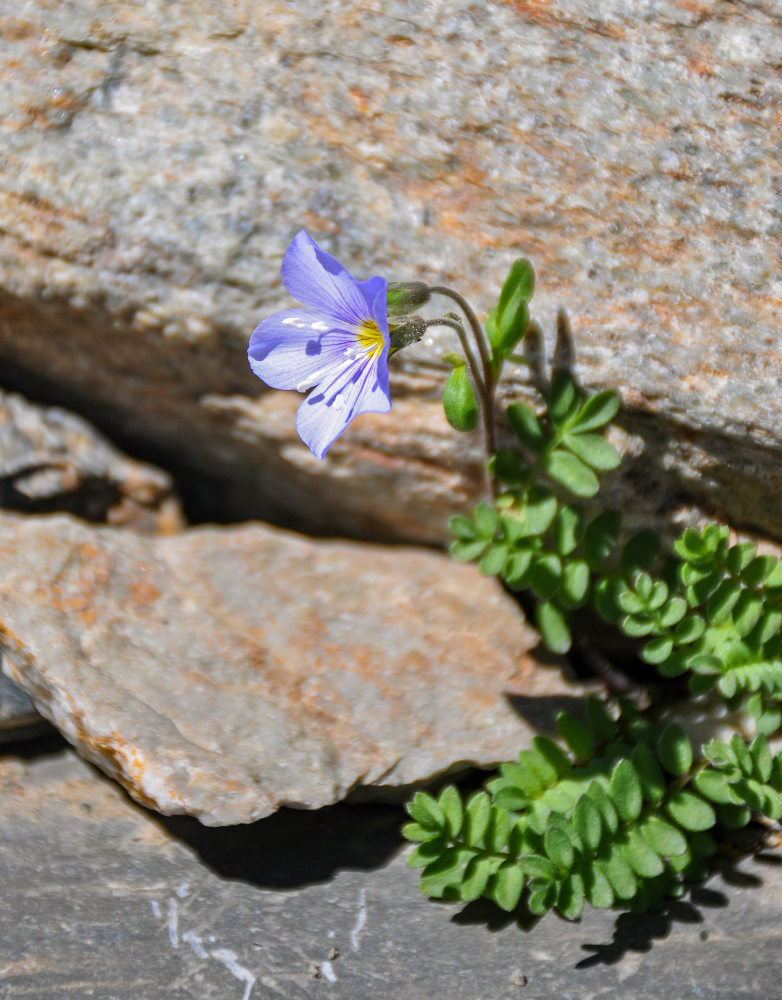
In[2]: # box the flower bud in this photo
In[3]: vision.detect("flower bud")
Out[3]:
[389,315,428,355]
[386,282,431,316]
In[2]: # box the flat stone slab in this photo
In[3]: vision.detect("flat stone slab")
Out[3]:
[1,744,781,999]
[0,511,576,825]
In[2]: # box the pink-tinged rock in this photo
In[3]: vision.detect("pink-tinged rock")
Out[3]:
[0,512,576,825]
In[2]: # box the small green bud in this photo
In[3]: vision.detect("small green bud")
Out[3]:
[388,315,427,355]
[443,365,479,431]
[489,259,535,359]
[386,282,431,316]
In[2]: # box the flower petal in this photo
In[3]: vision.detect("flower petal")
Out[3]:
[296,354,391,459]
[281,230,385,328]
[248,309,358,390]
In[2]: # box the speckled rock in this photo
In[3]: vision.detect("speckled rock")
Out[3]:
[0,388,183,531]
[0,511,577,825]
[0,1,779,542]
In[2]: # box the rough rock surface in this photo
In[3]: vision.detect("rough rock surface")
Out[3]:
[0,388,182,531]
[0,511,577,825]
[2,745,781,999]
[0,1,779,543]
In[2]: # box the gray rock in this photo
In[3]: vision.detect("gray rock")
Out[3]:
[0,388,183,531]
[0,667,50,743]
[0,1,779,543]
[1,745,781,999]
[0,511,578,825]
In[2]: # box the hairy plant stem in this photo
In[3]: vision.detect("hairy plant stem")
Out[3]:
[425,317,496,492]
[429,285,495,401]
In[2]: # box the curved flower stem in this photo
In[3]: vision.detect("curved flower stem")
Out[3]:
[429,285,495,405]
[425,317,496,491]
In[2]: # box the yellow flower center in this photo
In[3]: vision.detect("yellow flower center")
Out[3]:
[356,319,384,359]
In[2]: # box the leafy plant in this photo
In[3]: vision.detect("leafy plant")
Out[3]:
[397,254,782,921]
[404,700,782,920]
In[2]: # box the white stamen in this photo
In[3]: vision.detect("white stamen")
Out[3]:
[282,316,309,328]
[296,343,367,394]
[311,320,330,332]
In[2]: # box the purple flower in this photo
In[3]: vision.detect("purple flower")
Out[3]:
[248,230,391,459]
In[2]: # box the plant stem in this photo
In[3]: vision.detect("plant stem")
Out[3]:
[426,317,496,490]
[429,285,495,401]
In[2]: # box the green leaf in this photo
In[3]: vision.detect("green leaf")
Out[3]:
[730,733,753,775]
[529,553,562,599]
[462,792,491,846]
[450,538,488,562]
[479,543,509,577]
[521,485,558,536]
[494,259,535,337]
[583,861,614,908]
[474,503,499,538]
[706,579,742,625]
[548,371,581,427]
[673,615,706,644]
[520,854,557,880]
[586,781,619,835]
[631,744,666,804]
[621,829,664,878]
[485,808,513,852]
[583,511,622,565]
[460,855,493,901]
[666,790,716,831]
[726,542,757,575]
[407,836,448,868]
[657,723,693,777]
[563,432,621,471]
[531,736,572,780]
[557,712,596,760]
[621,532,661,574]
[598,845,637,899]
[406,791,445,831]
[573,795,603,852]
[491,862,525,911]
[557,871,586,920]
[554,505,585,557]
[443,365,479,431]
[536,600,571,654]
[571,390,620,432]
[544,450,600,498]
[750,735,773,783]
[401,821,442,843]
[490,449,530,486]
[544,825,575,870]
[610,759,643,822]
[732,591,764,637]
[504,549,534,587]
[528,880,557,915]
[421,847,472,896]
[449,514,477,540]
[438,786,464,838]
[693,769,743,805]
[741,555,778,587]
[559,559,591,609]
[507,401,545,453]
[639,814,688,857]
[642,637,674,665]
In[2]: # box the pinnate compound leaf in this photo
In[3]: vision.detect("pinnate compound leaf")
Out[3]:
[693,769,743,806]
[461,855,494,901]
[401,821,441,843]
[450,538,488,562]
[598,846,637,900]
[406,837,449,868]
[532,736,572,780]
[631,743,666,804]
[421,847,472,896]
[666,790,716,831]
[545,826,575,870]
[657,723,693,777]
[583,861,614,909]
[621,829,665,878]
[479,543,508,577]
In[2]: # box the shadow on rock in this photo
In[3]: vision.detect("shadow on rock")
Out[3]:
[156,801,406,890]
